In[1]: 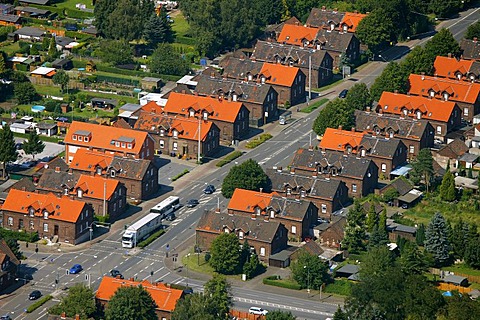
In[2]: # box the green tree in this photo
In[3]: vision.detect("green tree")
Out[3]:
[23,130,45,160]
[342,200,367,253]
[333,306,347,320]
[97,40,134,66]
[171,293,216,320]
[345,83,372,111]
[424,28,461,57]
[425,212,450,267]
[399,241,428,275]
[440,293,480,320]
[0,124,18,179]
[203,275,231,320]
[401,46,435,75]
[143,9,174,47]
[356,8,395,54]
[149,43,190,76]
[370,62,409,101]
[439,170,456,201]
[290,251,330,290]
[428,0,462,18]
[312,99,354,136]
[464,231,480,268]
[29,44,39,55]
[2,238,22,260]
[243,253,261,279]
[404,274,444,320]
[416,223,426,246]
[14,81,37,104]
[104,285,157,320]
[366,201,379,233]
[410,148,434,192]
[94,0,116,36]
[382,187,399,203]
[465,21,480,40]
[41,36,50,51]
[209,233,241,274]
[48,284,96,320]
[221,159,269,198]
[47,37,58,61]
[0,51,6,75]
[266,310,296,320]
[52,70,70,93]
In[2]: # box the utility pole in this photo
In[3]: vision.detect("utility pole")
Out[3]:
[103,180,106,217]
[308,54,312,101]
[197,117,201,162]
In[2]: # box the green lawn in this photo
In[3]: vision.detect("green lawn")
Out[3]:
[54,0,93,11]
[34,84,139,104]
[171,12,190,37]
[300,98,329,113]
[443,263,480,278]
[0,41,20,55]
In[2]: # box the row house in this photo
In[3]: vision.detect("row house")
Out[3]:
[96,277,183,320]
[0,13,21,27]
[196,210,288,264]
[14,6,51,18]
[134,111,220,160]
[276,23,360,68]
[0,239,20,292]
[432,139,469,171]
[252,40,333,88]
[227,188,318,241]
[64,121,155,163]
[408,74,480,122]
[266,168,349,219]
[460,38,480,61]
[433,55,480,82]
[290,148,378,197]
[70,149,158,201]
[36,169,127,221]
[195,75,278,127]
[306,7,367,33]
[354,109,435,159]
[220,57,306,105]
[377,91,462,140]
[320,127,407,178]
[1,189,93,244]
[163,92,250,144]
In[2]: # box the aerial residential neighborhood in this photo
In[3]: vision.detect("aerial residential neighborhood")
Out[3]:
[0,1,480,320]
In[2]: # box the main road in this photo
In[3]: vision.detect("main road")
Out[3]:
[1,6,478,319]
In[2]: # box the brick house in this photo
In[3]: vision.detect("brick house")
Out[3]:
[354,109,435,160]
[70,149,158,201]
[460,38,480,60]
[163,92,250,144]
[0,13,21,27]
[252,40,333,87]
[377,91,462,140]
[96,277,183,320]
[290,148,379,197]
[408,74,480,123]
[0,239,20,292]
[196,210,288,264]
[227,188,318,241]
[64,121,155,163]
[1,189,93,244]
[316,216,346,249]
[306,7,367,33]
[195,75,279,127]
[36,169,127,221]
[433,55,480,83]
[266,168,349,219]
[432,139,469,170]
[319,127,407,178]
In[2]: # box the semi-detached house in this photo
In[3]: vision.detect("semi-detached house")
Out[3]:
[306,7,367,33]
[433,55,480,83]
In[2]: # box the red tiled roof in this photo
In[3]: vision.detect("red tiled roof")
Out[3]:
[228,189,272,213]
[64,121,149,155]
[277,24,320,46]
[320,128,365,152]
[141,101,163,114]
[259,62,301,87]
[2,189,86,223]
[164,92,244,123]
[71,149,114,172]
[408,74,480,104]
[74,175,119,200]
[340,12,367,32]
[378,91,457,122]
[433,56,474,79]
[96,277,183,312]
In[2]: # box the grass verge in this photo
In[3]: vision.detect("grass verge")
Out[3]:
[216,151,243,167]
[263,275,301,290]
[137,229,165,248]
[245,133,273,149]
[27,295,52,313]
[171,169,189,182]
[324,279,353,296]
[182,251,216,276]
[300,98,329,113]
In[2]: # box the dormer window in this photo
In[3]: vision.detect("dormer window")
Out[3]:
[224,227,229,233]
[111,169,116,177]
[270,210,275,218]
[121,142,126,148]
[77,189,83,197]
[72,135,77,141]
[160,129,165,137]
[78,136,83,141]
[238,231,244,239]
[115,141,120,147]
[232,94,238,102]
[64,188,68,195]
[429,90,435,97]
[189,109,195,117]
[261,76,266,84]
[255,206,261,215]
[416,111,422,119]
[203,111,208,120]
[346,146,352,154]
[374,127,380,135]
[247,74,253,81]
[457,73,462,80]
[389,131,394,138]
[286,188,292,195]
[29,207,34,217]
[173,130,178,138]
[96,167,102,175]
[330,23,335,30]
[443,92,449,101]
[343,24,348,32]
[403,109,408,116]
[289,60,294,67]
[361,149,366,157]
[127,143,132,149]
[300,190,306,197]
[43,210,48,219]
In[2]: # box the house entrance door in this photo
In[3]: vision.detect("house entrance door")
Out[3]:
[54,225,59,236]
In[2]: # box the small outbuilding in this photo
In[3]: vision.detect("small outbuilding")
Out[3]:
[442,274,468,287]
[52,58,73,70]
[91,98,117,109]
[141,77,162,91]
[335,264,360,279]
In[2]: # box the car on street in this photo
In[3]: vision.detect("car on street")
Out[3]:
[0,315,12,320]
[186,199,199,208]
[29,290,42,300]
[204,184,215,194]
[249,307,268,315]
[69,264,83,274]
[110,269,124,279]
[338,89,348,98]
[165,213,176,221]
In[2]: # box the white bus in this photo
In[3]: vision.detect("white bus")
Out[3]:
[150,196,181,218]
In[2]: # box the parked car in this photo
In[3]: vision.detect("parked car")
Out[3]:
[186,199,199,208]
[69,264,83,274]
[165,213,176,221]
[249,307,268,315]
[204,184,215,194]
[15,142,23,150]
[29,290,42,300]
[338,89,348,98]
[110,269,124,279]
[0,315,12,320]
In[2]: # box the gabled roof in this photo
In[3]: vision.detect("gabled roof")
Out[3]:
[228,189,272,213]
[164,92,245,123]
[74,175,119,201]
[380,176,414,196]
[360,135,405,158]
[96,277,183,312]
[0,239,20,267]
[219,57,263,79]
[37,169,79,193]
[320,128,365,152]
[277,24,321,46]
[259,62,302,87]
[460,38,480,60]
[408,74,480,104]
[433,56,474,79]
[378,91,458,122]
[436,139,468,158]
[340,12,367,32]
[141,101,163,114]
[64,121,150,156]
[13,26,46,37]
[0,13,21,23]
[306,8,344,28]
[2,189,86,223]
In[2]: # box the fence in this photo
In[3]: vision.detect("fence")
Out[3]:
[437,283,472,294]
[430,268,480,285]
[229,310,266,320]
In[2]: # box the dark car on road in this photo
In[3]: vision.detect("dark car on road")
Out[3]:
[69,264,83,274]
[165,213,176,221]
[186,199,199,208]
[110,269,124,279]
[204,184,215,194]
[29,290,42,300]
[338,89,348,98]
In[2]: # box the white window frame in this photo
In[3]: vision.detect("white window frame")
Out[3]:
[381,163,387,173]
[291,225,297,234]
[8,217,13,226]
[352,184,357,193]
[260,247,266,256]
[43,223,48,232]
[159,140,165,149]
[436,126,442,134]
[409,145,415,154]
[321,204,327,213]
[173,142,178,151]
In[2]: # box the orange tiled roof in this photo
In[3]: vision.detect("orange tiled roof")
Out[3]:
[320,128,365,152]
[71,149,114,172]
[260,62,301,87]
[141,101,163,114]
[96,277,183,312]
[164,92,244,123]
[377,91,457,122]
[340,12,367,32]
[74,175,119,200]
[228,189,272,213]
[408,74,480,104]
[277,24,320,46]
[433,56,474,79]
[64,121,150,155]
[2,189,86,223]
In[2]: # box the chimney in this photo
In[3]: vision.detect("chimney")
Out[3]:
[322,6,326,11]
[22,186,26,191]
[215,206,221,213]
[394,90,398,94]
[181,89,186,94]
[295,21,299,26]
[61,312,66,320]
[75,315,80,320]
[308,145,313,151]
[474,37,478,42]
[338,125,343,130]
[366,106,371,112]
[378,108,383,114]
[448,53,451,58]
[251,214,256,220]
[130,277,135,281]
[351,127,355,132]
[55,166,60,173]
[259,187,263,193]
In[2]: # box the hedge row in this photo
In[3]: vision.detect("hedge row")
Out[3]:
[0,229,39,243]
[65,31,94,41]
[26,295,52,313]
[216,151,243,167]
[137,229,165,248]
[245,133,273,149]
[300,98,329,113]
[96,75,140,86]
[171,169,189,182]
[263,275,302,290]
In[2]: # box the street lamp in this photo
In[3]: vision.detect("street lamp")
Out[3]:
[186,253,191,288]
[304,265,310,293]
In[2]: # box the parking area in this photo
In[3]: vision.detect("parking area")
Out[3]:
[155,157,196,186]
[14,138,65,167]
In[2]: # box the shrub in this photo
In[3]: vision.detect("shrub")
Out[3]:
[300,98,329,113]
[216,151,243,167]
[0,229,39,242]
[324,279,353,296]
[263,275,302,290]
[245,134,273,149]
[137,229,165,248]
[26,295,52,313]
[204,251,211,262]
[94,214,110,223]
[171,169,189,181]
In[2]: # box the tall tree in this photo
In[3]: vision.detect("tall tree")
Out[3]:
[48,284,96,320]
[203,275,232,320]
[97,40,134,66]
[93,0,116,36]
[424,212,450,267]
[290,251,330,290]
[104,285,157,320]
[243,253,261,280]
[356,9,395,54]
[441,292,480,320]
[14,81,37,104]
[424,28,461,57]
[465,21,480,40]
[266,310,297,320]
[0,50,7,75]
[143,8,174,47]
[370,62,409,101]
[171,293,216,320]
[312,99,355,136]
[403,274,445,320]
[23,130,45,160]
[399,241,428,275]
[209,232,242,274]
[52,70,70,93]
[401,46,435,75]
[149,43,190,76]
[410,148,434,192]
[365,201,378,233]
[345,83,372,111]
[342,200,367,253]
[416,223,426,246]
[221,159,269,198]
[47,37,58,61]
[0,124,18,179]
[439,170,456,201]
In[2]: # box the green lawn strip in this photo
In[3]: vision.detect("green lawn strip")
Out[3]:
[95,70,142,81]
[137,229,165,248]
[245,133,273,149]
[54,0,92,11]
[216,151,243,167]
[26,295,52,313]
[171,169,190,181]
[182,251,216,276]
[0,41,20,55]
[263,275,301,290]
[13,132,60,143]
[324,279,353,296]
[171,12,190,37]
[300,98,329,113]
[443,263,480,278]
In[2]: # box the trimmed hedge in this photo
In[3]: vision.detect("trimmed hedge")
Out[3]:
[216,151,243,167]
[263,275,302,290]
[137,229,165,248]
[0,229,39,243]
[171,169,189,182]
[245,133,273,149]
[26,295,52,313]
[300,98,329,113]
[324,279,353,296]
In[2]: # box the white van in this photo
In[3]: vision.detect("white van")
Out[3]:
[249,307,268,315]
